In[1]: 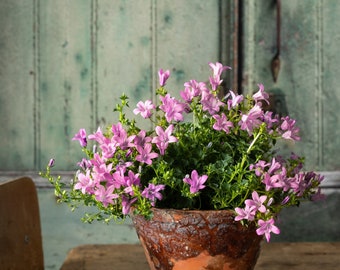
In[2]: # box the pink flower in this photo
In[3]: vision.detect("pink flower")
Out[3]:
[201,93,225,115]
[252,83,269,105]
[208,62,231,90]
[280,116,300,141]
[281,196,290,205]
[213,113,234,134]
[133,100,156,119]
[122,196,137,215]
[183,170,208,194]
[94,184,119,207]
[268,158,282,174]
[159,94,187,122]
[72,128,87,147]
[141,183,166,206]
[100,138,117,159]
[180,80,207,102]
[111,168,127,189]
[111,123,135,150]
[250,160,269,177]
[239,104,263,135]
[48,158,55,167]
[135,143,158,165]
[234,205,257,221]
[152,125,178,155]
[245,191,267,213]
[263,111,279,130]
[262,172,282,191]
[158,69,170,86]
[88,127,108,144]
[74,170,94,194]
[91,162,113,184]
[133,130,152,148]
[209,76,222,91]
[123,170,141,195]
[227,90,244,110]
[256,218,280,242]
[289,172,309,196]
[209,62,231,78]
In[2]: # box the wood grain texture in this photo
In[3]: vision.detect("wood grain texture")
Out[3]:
[242,0,340,171]
[1,0,234,171]
[0,177,44,269]
[0,0,35,170]
[60,242,340,270]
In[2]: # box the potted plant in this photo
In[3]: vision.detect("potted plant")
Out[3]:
[41,62,324,270]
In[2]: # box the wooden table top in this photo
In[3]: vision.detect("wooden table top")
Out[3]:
[61,242,340,270]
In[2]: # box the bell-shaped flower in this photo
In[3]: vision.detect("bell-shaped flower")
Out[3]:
[72,128,87,147]
[256,218,280,242]
[183,170,208,194]
[152,125,178,155]
[253,83,269,105]
[158,69,170,86]
[133,100,156,119]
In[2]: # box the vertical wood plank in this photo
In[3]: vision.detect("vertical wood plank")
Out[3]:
[219,0,240,92]
[38,0,93,169]
[0,1,35,170]
[0,1,236,171]
[320,0,340,170]
[155,0,220,95]
[243,0,340,171]
[96,0,152,129]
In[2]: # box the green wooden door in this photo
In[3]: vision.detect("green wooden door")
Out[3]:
[0,0,239,171]
[242,0,340,174]
[3,0,337,175]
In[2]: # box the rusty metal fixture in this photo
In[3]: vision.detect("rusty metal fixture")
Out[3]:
[132,208,263,270]
[271,0,281,83]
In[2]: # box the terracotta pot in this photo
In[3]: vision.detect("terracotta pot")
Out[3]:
[131,208,262,270]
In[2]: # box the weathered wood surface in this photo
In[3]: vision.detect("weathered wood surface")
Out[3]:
[243,0,340,171]
[0,177,44,269]
[1,0,240,171]
[61,242,340,270]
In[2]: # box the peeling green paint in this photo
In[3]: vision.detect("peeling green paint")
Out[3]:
[75,53,82,63]
[140,36,150,46]
[0,0,223,171]
[172,69,185,82]
[133,68,151,102]
[80,67,88,79]
[164,11,173,25]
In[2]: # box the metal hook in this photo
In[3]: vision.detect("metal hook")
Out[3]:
[271,0,281,82]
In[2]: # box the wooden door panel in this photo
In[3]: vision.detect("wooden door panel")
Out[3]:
[38,0,94,170]
[96,0,153,129]
[242,0,340,171]
[0,0,35,170]
[0,0,234,171]
[321,1,340,170]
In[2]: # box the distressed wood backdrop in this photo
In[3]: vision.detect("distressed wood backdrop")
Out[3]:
[242,0,340,172]
[1,0,339,176]
[0,0,239,171]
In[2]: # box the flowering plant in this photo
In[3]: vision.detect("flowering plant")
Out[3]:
[41,62,324,242]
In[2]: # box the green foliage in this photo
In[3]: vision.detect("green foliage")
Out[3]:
[40,62,323,237]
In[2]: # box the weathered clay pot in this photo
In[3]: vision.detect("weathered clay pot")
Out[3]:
[131,208,262,270]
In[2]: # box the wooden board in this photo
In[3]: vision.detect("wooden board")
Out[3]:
[0,177,44,269]
[61,242,340,270]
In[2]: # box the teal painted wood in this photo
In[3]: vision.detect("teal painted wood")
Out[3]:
[242,0,340,171]
[321,1,340,171]
[38,1,94,170]
[1,0,239,171]
[0,0,35,170]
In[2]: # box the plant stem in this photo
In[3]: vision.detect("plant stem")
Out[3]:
[247,131,261,154]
